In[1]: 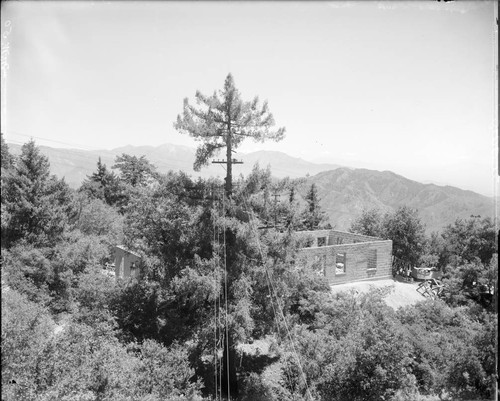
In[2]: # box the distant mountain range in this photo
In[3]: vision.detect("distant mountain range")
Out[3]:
[7,143,341,186]
[7,142,496,233]
[299,169,495,234]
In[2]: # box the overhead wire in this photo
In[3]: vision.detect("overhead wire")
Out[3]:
[217,196,223,400]
[240,193,296,388]
[239,190,313,401]
[3,130,104,151]
[214,157,310,399]
[3,130,205,174]
[212,203,219,401]
[214,189,226,400]
[239,192,294,387]
[222,190,231,400]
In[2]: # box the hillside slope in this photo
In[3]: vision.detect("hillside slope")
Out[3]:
[7,142,495,233]
[7,143,340,187]
[301,168,495,233]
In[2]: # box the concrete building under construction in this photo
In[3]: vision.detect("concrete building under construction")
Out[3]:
[297,230,393,285]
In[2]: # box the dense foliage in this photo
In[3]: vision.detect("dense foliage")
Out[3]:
[1,138,497,400]
[1,140,75,248]
[174,73,285,174]
[349,206,427,270]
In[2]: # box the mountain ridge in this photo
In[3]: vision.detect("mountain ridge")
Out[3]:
[6,142,495,233]
[299,168,494,233]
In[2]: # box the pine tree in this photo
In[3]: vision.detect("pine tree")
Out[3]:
[80,157,123,207]
[175,73,285,196]
[301,183,328,230]
[1,133,15,241]
[112,154,158,187]
[174,74,285,397]
[1,133,14,169]
[285,183,302,230]
[90,157,111,185]
[1,140,74,247]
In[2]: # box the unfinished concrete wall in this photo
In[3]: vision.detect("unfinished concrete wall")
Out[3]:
[327,230,382,245]
[298,230,331,247]
[297,230,392,285]
[298,230,383,246]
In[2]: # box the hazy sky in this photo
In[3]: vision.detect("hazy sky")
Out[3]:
[1,1,497,196]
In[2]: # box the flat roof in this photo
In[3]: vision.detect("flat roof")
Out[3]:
[114,245,141,258]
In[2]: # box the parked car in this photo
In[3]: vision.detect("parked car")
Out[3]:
[411,266,442,281]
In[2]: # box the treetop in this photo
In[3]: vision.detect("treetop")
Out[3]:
[174,73,285,171]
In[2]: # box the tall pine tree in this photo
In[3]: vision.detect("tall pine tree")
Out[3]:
[175,73,285,196]
[174,73,285,397]
[1,133,14,169]
[80,157,123,207]
[1,140,74,247]
[300,183,328,230]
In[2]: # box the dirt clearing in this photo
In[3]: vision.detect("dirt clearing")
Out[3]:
[330,278,426,309]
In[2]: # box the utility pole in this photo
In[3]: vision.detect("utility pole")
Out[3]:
[211,131,243,197]
[175,74,285,399]
[211,127,243,399]
[258,192,281,230]
[272,192,280,228]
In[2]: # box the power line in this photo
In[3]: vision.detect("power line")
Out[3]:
[240,192,313,401]
[222,192,231,400]
[213,205,219,401]
[2,130,104,151]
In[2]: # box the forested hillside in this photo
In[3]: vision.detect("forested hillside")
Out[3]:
[7,142,494,235]
[6,142,340,188]
[301,168,495,233]
[1,134,497,400]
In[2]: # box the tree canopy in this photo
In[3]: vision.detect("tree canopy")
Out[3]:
[349,208,383,237]
[175,73,285,196]
[175,73,285,171]
[79,157,124,207]
[440,216,496,267]
[1,140,75,247]
[112,153,158,187]
[1,133,14,169]
[300,183,329,230]
[350,206,426,269]
[382,206,426,268]
[2,138,497,401]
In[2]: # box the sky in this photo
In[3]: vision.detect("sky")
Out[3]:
[1,1,497,196]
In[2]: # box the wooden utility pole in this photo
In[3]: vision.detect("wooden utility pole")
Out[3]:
[211,132,243,197]
[175,73,285,400]
[258,192,282,230]
[272,192,280,228]
[211,127,243,399]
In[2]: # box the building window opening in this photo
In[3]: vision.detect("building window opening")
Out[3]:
[314,255,326,276]
[131,262,138,278]
[336,253,346,274]
[304,237,314,248]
